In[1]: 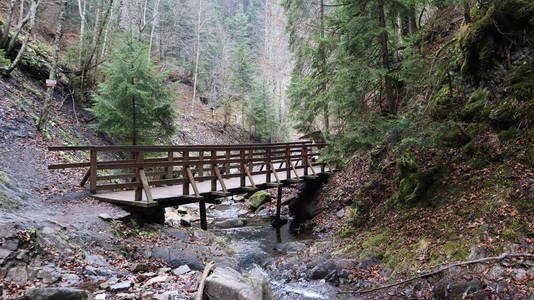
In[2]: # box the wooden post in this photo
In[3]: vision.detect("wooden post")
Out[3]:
[167,151,174,179]
[240,150,245,187]
[248,148,254,173]
[199,199,207,230]
[213,166,228,193]
[302,145,308,176]
[89,148,97,194]
[225,150,230,174]
[285,146,291,180]
[266,148,271,183]
[186,166,200,197]
[211,150,217,191]
[198,151,204,177]
[81,168,90,187]
[135,151,144,201]
[183,151,189,195]
[276,184,282,221]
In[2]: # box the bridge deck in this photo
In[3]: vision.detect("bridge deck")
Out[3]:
[92,166,323,208]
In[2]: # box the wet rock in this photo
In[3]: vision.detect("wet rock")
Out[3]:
[173,265,191,276]
[109,280,132,292]
[249,191,271,210]
[24,288,89,300]
[145,275,172,285]
[310,262,335,280]
[204,267,272,300]
[130,263,149,273]
[214,218,245,229]
[433,278,485,300]
[151,246,204,270]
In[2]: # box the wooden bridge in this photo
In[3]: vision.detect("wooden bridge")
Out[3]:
[48,141,332,229]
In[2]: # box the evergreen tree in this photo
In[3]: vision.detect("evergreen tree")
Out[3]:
[90,33,176,145]
[248,81,277,141]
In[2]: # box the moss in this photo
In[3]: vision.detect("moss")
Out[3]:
[359,229,390,259]
[342,229,355,238]
[502,217,521,242]
[429,87,461,121]
[505,60,534,101]
[391,155,450,207]
[461,89,493,123]
[444,240,470,261]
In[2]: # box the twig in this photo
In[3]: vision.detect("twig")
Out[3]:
[338,253,534,295]
[196,261,215,300]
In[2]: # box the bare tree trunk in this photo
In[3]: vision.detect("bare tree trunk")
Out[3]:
[190,0,202,117]
[78,0,86,67]
[1,0,17,49]
[320,0,329,135]
[100,0,116,60]
[6,3,32,54]
[37,0,67,132]
[148,0,160,63]
[2,0,40,77]
[377,0,395,115]
[19,0,25,26]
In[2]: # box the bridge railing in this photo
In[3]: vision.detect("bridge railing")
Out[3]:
[48,141,331,202]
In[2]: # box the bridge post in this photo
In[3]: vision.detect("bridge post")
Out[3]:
[266,148,271,183]
[276,184,282,221]
[285,146,291,180]
[302,145,309,176]
[167,151,174,179]
[199,199,207,230]
[225,150,230,174]
[240,150,245,187]
[198,151,204,177]
[135,151,144,201]
[211,151,217,191]
[89,148,97,194]
[183,151,189,195]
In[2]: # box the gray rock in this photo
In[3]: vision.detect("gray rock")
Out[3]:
[109,280,132,292]
[85,254,109,267]
[98,213,113,221]
[204,267,272,300]
[6,265,28,285]
[36,268,61,284]
[0,248,11,262]
[115,293,135,299]
[157,267,171,275]
[24,288,89,300]
[310,262,336,280]
[145,275,172,285]
[433,278,485,300]
[99,277,119,290]
[154,291,181,300]
[173,265,191,276]
[151,246,203,270]
[336,209,345,218]
[84,266,116,278]
[214,218,245,229]
[130,263,150,273]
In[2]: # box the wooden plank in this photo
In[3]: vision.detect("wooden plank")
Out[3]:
[185,166,200,197]
[243,165,256,188]
[240,150,246,187]
[211,151,217,191]
[167,151,174,179]
[213,165,228,194]
[266,148,271,183]
[306,158,317,176]
[139,169,154,202]
[289,160,300,181]
[80,168,90,187]
[269,162,281,184]
[183,151,189,195]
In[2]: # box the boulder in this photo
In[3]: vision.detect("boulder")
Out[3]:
[433,278,485,300]
[24,288,89,300]
[151,246,204,270]
[172,265,191,276]
[248,191,271,210]
[204,267,272,300]
[214,218,245,229]
[109,280,132,292]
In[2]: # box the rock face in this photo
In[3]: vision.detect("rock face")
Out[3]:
[204,267,273,300]
[248,191,271,210]
[24,288,89,300]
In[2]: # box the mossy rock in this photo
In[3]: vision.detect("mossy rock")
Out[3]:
[429,87,461,121]
[490,97,522,129]
[505,60,534,102]
[248,191,271,210]
[391,156,450,207]
[461,89,493,123]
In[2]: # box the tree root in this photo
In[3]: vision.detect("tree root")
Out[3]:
[196,261,215,300]
[338,253,534,295]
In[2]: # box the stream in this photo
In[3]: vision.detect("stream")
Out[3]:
[197,199,343,300]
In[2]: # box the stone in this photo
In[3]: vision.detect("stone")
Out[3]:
[94,294,106,300]
[0,248,11,263]
[433,278,485,300]
[154,291,181,300]
[6,265,28,285]
[214,218,245,229]
[85,254,109,266]
[145,275,172,285]
[204,267,272,300]
[131,263,150,273]
[24,288,89,300]
[98,212,130,221]
[98,214,113,221]
[310,262,336,280]
[336,209,345,218]
[180,218,191,227]
[157,267,171,275]
[115,293,135,299]
[248,191,271,210]
[99,277,119,290]
[36,268,61,284]
[109,280,132,292]
[85,266,116,278]
[151,246,204,270]
[173,265,191,276]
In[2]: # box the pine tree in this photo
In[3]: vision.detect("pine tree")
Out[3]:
[89,33,176,145]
